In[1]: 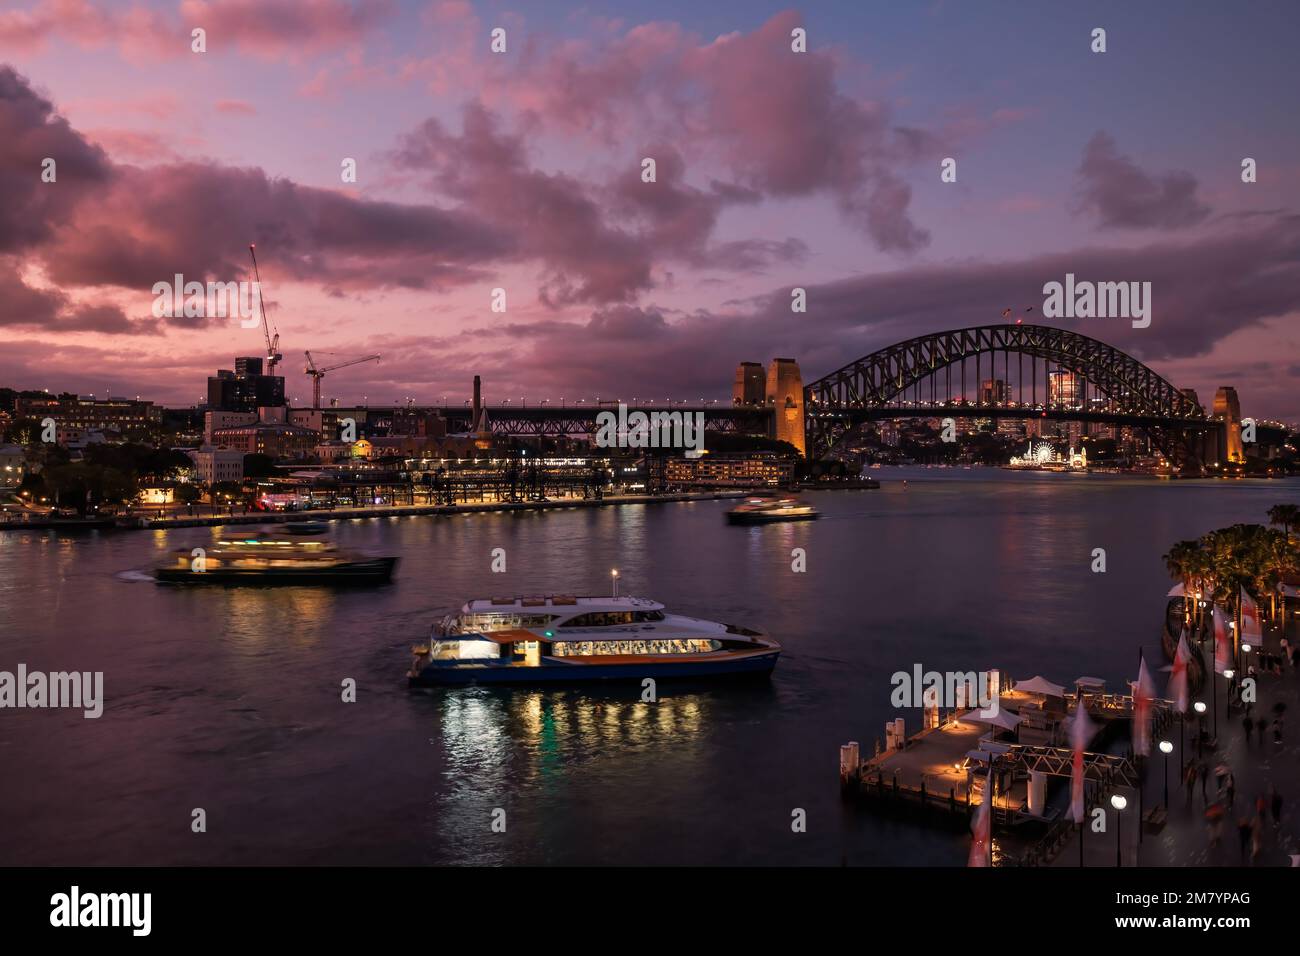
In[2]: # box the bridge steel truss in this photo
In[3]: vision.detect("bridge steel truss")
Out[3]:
[802,324,1213,463]
[435,405,773,439]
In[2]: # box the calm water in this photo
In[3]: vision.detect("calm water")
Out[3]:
[1,469,1295,865]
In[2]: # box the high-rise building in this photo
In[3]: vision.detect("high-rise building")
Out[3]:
[980,379,1010,405]
[766,358,805,455]
[733,362,766,406]
[234,356,264,377]
[207,357,285,412]
[1048,369,1081,408]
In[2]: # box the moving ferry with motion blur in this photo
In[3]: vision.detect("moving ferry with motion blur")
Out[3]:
[408,594,779,686]
[155,522,397,585]
[726,493,819,524]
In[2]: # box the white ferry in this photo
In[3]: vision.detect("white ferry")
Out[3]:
[408,595,779,686]
[726,493,819,524]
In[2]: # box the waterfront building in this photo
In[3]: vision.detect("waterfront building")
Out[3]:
[663,450,795,488]
[209,420,318,459]
[0,443,25,490]
[15,394,163,443]
[190,445,246,484]
[204,410,257,444]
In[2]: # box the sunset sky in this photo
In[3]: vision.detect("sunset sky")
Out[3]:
[1,0,1298,420]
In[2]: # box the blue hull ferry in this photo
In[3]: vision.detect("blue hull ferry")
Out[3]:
[408,595,779,687]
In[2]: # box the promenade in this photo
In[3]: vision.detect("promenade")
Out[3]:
[1053,620,1300,868]
[117,489,748,530]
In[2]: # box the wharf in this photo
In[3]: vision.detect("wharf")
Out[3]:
[1,490,747,532]
[841,675,1168,851]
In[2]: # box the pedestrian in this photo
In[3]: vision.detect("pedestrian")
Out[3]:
[1273,717,1283,745]
[1237,816,1253,862]
[1257,716,1268,740]
[1251,817,1263,864]
[1209,810,1224,848]
[1243,714,1254,744]
[1226,772,1236,807]
[1271,786,1283,826]
[1256,793,1268,826]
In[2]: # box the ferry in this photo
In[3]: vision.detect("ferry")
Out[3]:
[155,524,397,585]
[408,595,780,686]
[726,493,819,524]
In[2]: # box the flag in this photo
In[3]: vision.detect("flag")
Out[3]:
[1168,631,1190,713]
[968,767,993,867]
[1213,606,1231,675]
[1069,702,1094,823]
[1241,588,1262,643]
[1134,656,1156,756]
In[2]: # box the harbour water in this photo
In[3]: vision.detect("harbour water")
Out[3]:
[0,468,1294,865]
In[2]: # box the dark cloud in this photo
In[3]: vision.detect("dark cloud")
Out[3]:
[490,11,934,252]
[0,65,112,253]
[1076,132,1211,230]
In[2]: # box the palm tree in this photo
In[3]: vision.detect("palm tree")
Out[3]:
[1268,503,1300,542]
[1260,527,1300,622]
[1163,540,1200,625]
[1200,524,1273,660]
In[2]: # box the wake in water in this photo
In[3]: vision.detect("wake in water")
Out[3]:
[115,569,156,584]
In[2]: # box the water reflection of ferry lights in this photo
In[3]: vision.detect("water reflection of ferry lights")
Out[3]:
[434,690,709,771]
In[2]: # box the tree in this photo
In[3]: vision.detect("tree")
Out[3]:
[1163,540,1200,626]
[1268,503,1300,540]
[41,462,136,515]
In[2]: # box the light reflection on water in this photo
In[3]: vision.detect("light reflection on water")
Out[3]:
[0,468,1293,865]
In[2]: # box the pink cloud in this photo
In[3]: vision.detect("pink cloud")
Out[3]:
[0,0,394,60]
[179,0,395,57]
[214,98,256,115]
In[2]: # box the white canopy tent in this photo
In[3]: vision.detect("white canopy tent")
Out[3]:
[962,710,1023,732]
[1015,675,1066,697]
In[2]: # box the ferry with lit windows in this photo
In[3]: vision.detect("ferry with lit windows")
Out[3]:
[726,493,819,524]
[407,595,780,686]
[155,524,397,585]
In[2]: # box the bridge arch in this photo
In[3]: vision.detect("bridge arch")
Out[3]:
[803,324,1210,461]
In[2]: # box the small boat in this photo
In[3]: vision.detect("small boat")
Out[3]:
[726,493,819,524]
[155,527,397,585]
[408,595,779,686]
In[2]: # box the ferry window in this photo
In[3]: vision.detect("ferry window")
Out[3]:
[633,610,665,622]
[559,611,636,627]
[455,639,500,660]
[552,639,720,657]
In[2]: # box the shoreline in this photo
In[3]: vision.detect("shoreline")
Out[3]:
[1,489,751,532]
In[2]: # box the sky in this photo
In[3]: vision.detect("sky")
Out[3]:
[1,0,1298,420]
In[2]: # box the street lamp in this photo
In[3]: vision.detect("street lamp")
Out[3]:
[1110,793,1128,867]
[611,568,619,599]
[1158,740,1173,806]
[1193,701,1208,755]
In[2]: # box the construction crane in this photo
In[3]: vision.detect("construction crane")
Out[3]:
[304,351,380,409]
[248,244,282,376]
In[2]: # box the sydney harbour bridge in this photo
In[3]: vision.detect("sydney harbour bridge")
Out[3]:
[414,325,1232,472]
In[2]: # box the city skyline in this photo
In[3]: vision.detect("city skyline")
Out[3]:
[1,1,1299,419]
